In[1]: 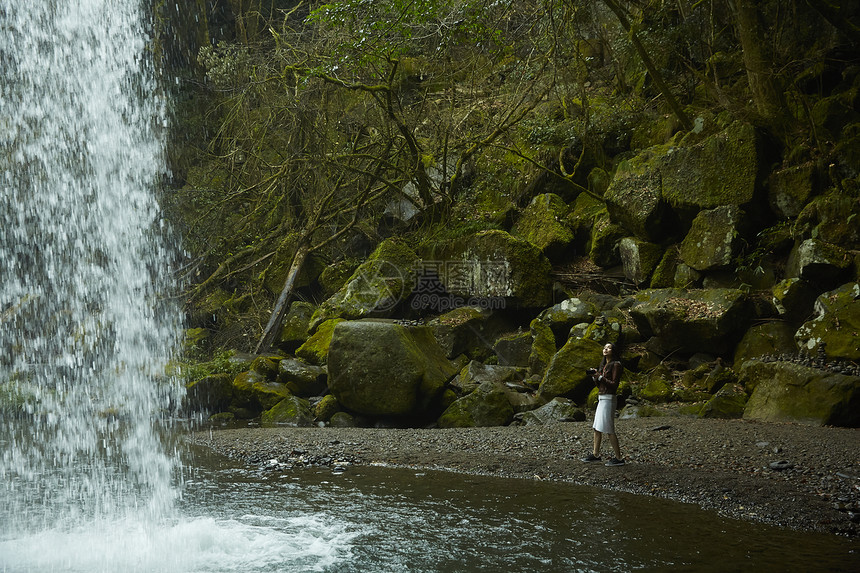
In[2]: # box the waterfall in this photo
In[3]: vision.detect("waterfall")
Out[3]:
[0,0,182,540]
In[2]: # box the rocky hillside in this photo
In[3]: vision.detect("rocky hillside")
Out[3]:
[168,1,860,428]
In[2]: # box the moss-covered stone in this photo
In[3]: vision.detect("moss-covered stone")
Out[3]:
[277,357,328,397]
[277,301,315,352]
[793,191,860,250]
[637,378,672,402]
[327,320,458,417]
[604,165,670,242]
[589,211,625,267]
[261,394,315,427]
[733,322,798,367]
[771,278,818,323]
[741,360,860,426]
[185,373,233,413]
[660,122,761,212]
[313,394,341,422]
[650,246,681,288]
[296,318,344,365]
[795,282,860,361]
[424,229,553,308]
[679,206,747,271]
[519,397,584,425]
[786,239,853,284]
[619,237,664,285]
[511,193,574,261]
[493,330,533,367]
[767,162,817,219]
[231,370,292,413]
[581,316,624,346]
[329,411,356,427]
[538,337,604,401]
[699,383,747,419]
[318,260,360,298]
[428,306,509,360]
[310,239,417,329]
[437,381,515,428]
[528,317,557,376]
[250,355,281,379]
[565,192,605,253]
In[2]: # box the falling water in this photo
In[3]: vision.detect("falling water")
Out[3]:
[0,0,182,548]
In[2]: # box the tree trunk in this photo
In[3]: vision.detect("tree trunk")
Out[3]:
[254,242,310,354]
[602,0,694,132]
[734,0,785,124]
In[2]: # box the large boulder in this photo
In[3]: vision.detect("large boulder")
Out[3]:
[327,320,458,417]
[437,381,515,428]
[589,211,625,267]
[261,395,315,427]
[277,358,328,397]
[295,318,344,365]
[767,162,817,219]
[184,373,233,414]
[660,122,761,212]
[451,360,526,396]
[519,397,585,425]
[679,206,748,271]
[741,360,860,426]
[310,239,417,329]
[528,317,557,376]
[772,278,819,323]
[492,330,533,367]
[620,237,663,286]
[231,370,291,413]
[428,306,509,360]
[425,230,553,308]
[733,322,798,366]
[277,301,315,352]
[538,337,604,401]
[699,383,747,419]
[795,282,860,361]
[511,193,574,260]
[786,239,853,285]
[604,165,671,242]
[793,191,860,249]
[629,288,752,356]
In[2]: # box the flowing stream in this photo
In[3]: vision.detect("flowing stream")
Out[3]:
[1,2,859,572]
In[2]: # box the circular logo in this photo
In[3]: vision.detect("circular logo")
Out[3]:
[354,260,406,313]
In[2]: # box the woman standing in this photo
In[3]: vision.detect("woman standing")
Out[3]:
[581,343,625,466]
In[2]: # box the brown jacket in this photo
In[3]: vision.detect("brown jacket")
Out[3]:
[595,360,622,395]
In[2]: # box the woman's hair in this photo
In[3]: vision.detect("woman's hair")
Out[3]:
[598,343,619,370]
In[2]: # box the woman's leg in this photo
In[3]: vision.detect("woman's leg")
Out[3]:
[608,433,621,459]
[593,429,602,457]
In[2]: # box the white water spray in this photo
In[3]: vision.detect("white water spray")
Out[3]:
[0,0,182,542]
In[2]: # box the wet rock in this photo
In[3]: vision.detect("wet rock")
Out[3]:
[296,318,344,365]
[733,322,798,369]
[493,329,532,367]
[786,239,853,286]
[438,381,515,428]
[185,373,233,414]
[261,395,314,427]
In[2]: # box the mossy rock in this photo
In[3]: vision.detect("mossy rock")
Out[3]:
[733,322,798,368]
[519,397,585,425]
[767,162,817,219]
[511,193,575,261]
[428,306,510,361]
[328,320,458,417]
[261,237,325,296]
[313,394,341,422]
[619,404,666,419]
[795,282,860,361]
[771,278,819,323]
[318,260,360,298]
[793,190,860,250]
[565,192,605,252]
[528,317,557,376]
[310,239,418,329]
[493,330,533,367]
[250,355,281,379]
[679,206,748,272]
[296,318,344,365]
[277,357,328,397]
[329,411,356,427]
[699,383,747,419]
[786,239,853,285]
[660,121,761,212]
[185,373,233,413]
[437,381,515,428]
[277,301,315,352]
[451,360,526,396]
[183,328,210,358]
[581,316,624,346]
[629,288,752,355]
[650,246,681,288]
[423,229,553,309]
[589,211,625,267]
[538,337,604,402]
[604,165,670,243]
[619,237,664,286]
[537,297,599,346]
[261,395,315,427]
[231,370,292,413]
[637,378,672,403]
[741,360,860,426]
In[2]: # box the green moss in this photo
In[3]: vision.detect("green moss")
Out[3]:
[313,394,341,422]
[296,318,344,365]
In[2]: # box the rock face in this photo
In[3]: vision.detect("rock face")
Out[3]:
[327,320,458,418]
[538,337,604,401]
[437,381,515,428]
[426,229,553,308]
[660,122,760,212]
[512,193,574,260]
[629,288,752,356]
[428,306,508,360]
[741,360,860,426]
[794,282,860,361]
[311,239,417,329]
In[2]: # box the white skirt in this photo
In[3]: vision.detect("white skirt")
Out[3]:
[593,394,617,434]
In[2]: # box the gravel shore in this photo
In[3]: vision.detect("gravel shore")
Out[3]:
[192,417,860,538]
